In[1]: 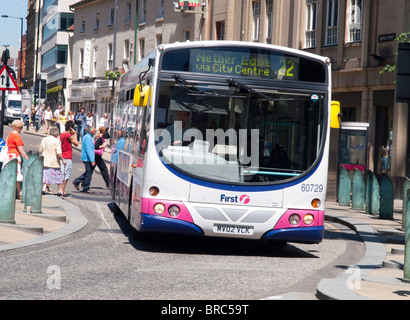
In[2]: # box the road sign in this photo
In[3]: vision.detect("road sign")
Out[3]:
[0,65,19,91]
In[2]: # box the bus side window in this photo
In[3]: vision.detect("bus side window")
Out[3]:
[138,106,150,155]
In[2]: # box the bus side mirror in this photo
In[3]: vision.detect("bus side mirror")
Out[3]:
[330,101,342,129]
[133,85,151,107]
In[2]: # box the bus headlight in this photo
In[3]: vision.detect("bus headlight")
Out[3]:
[153,203,165,215]
[168,205,180,217]
[289,214,300,226]
[303,214,314,225]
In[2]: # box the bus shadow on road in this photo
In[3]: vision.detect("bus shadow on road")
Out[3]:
[108,202,321,259]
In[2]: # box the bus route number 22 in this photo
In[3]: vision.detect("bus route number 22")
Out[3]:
[301,184,324,193]
[278,58,295,78]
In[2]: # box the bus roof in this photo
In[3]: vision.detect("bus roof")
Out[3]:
[157,41,331,64]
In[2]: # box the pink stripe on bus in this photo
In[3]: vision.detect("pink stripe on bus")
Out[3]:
[140,198,194,223]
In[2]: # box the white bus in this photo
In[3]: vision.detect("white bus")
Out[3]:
[110,41,339,244]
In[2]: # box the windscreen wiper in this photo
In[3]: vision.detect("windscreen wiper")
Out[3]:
[173,75,245,99]
[226,79,272,100]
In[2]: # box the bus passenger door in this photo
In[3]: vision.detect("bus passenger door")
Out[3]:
[129,105,150,225]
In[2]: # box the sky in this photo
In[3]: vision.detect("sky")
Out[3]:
[0,0,28,62]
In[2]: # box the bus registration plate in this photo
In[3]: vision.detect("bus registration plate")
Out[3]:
[213,224,254,236]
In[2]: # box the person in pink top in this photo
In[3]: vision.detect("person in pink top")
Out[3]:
[59,120,78,197]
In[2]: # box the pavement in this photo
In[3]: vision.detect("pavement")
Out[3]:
[0,124,409,300]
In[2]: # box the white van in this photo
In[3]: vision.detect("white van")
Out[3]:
[4,93,22,124]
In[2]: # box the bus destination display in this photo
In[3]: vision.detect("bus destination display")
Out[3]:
[189,48,300,80]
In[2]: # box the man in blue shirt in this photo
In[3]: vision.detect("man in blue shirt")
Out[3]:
[73,126,96,193]
[74,108,87,142]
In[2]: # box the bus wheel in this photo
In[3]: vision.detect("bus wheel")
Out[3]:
[112,202,123,217]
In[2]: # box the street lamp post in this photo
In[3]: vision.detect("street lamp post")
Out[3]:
[1,15,23,92]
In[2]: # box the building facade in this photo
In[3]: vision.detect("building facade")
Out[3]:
[205,0,410,195]
[25,0,77,111]
[68,0,204,123]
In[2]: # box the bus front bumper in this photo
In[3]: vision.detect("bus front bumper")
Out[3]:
[137,213,324,243]
[262,226,324,244]
[138,213,204,237]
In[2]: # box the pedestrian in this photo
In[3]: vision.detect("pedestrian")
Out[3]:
[2,120,29,199]
[40,127,66,195]
[74,107,87,142]
[94,126,109,188]
[381,142,390,173]
[67,110,74,122]
[86,111,94,129]
[59,109,67,132]
[22,105,30,130]
[54,105,62,133]
[60,121,79,197]
[98,113,110,139]
[73,126,96,194]
[43,106,53,134]
[37,104,43,131]
[31,105,36,128]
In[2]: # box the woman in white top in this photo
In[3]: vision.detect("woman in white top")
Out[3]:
[43,107,53,134]
[86,112,94,128]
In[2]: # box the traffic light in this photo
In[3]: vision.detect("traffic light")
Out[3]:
[396,43,410,103]
[21,77,27,88]
[1,49,10,65]
[34,79,46,99]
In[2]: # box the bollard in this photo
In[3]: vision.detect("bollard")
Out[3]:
[402,190,410,282]
[0,159,17,223]
[352,168,365,210]
[21,152,39,203]
[338,166,351,206]
[24,156,44,214]
[379,174,394,220]
[402,178,410,230]
[365,170,379,215]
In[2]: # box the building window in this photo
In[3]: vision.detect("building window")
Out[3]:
[124,39,130,60]
[81,16,86,34]
[43,0,57,14]
[140,0,147,23]
[184,30,190,42]
[156,34,163,46]
[109,8,115,26]
[347,0,362,42]
[60,13,74,31]
[42,13,74,42]
[79,48,84,78]
[216,21,225,40]
[253,1,261,41]
[41,45,68,72]
[158,0,164,18]
[93,46,98,78]
[126,3,131,22]
[326,0,339,45]
[266,0,273,44]
[95,12,100,30]
[305,0,317,48]
[107,43,113,70]
[139,38,145,59]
